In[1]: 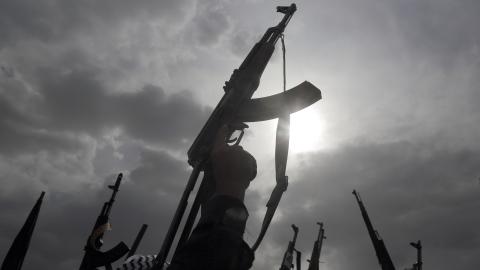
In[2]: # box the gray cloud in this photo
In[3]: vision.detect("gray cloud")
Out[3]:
[387,0,480,65]
[249,140,480,270]
[0,149,190,270]
[0,1,213,266]
[0,60,210,156]
[36,64,210,147]
[1,0,480,270]
[130,148,190,192]
[0,0,193,48]
[186,1,232,47]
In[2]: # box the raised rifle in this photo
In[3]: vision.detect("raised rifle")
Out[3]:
[352,190,396,270]
[409,240,422,270]
[307,222,326,270]
[280,225,300,270]
[79,173,129,270]
[125,224,148,259]
[153,3,322,268]
[1,191,45,270]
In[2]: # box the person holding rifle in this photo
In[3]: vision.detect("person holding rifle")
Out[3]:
[168,125,257,270]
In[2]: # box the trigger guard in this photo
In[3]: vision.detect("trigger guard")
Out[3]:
[226,130,245,146]
[226,122,248,145]
[234,129,245,145]
[226,137,237,144]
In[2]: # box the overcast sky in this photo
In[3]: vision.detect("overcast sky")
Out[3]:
[1,0,479,269]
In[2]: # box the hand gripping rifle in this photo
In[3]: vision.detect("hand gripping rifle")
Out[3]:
[79,174,129,270]
[154,4,322,268]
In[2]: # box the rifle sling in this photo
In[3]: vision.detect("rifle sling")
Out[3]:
[252,35,291,251]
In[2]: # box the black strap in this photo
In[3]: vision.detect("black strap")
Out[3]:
[252,34,290,251]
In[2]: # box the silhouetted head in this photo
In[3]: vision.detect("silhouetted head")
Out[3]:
[212,144,257,186]
[211,125,257,199]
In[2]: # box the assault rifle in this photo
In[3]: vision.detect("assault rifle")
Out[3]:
[353,190,396,270]
[307,222,326,270]
[79,174,129,270]
[409,240,422,270]
[280,225,301,270]
[154,4,322,268]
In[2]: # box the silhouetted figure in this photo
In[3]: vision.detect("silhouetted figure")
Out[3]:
[167,126,257,270]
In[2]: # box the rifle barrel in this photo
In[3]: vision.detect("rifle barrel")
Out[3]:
[352,190,396,270]
[126,224,148,259]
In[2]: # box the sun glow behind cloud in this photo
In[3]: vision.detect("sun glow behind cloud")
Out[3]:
[289,106,326,154]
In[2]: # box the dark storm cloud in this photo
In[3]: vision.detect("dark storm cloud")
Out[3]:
[0,0,192,47]
[35,64,210,147]
[0,0,212,266]
[0,0,223,267]
[0,75,83,155]
[1,66,15,77]
[0,0,218,152]
[0,61,210,155]
[130,148,190,191]
[0,149,190,270]
[113,85,210,146]
[249,140,480,270]
[1,0,480,270]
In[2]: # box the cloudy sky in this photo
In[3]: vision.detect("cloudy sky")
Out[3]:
[1,0,479,269]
